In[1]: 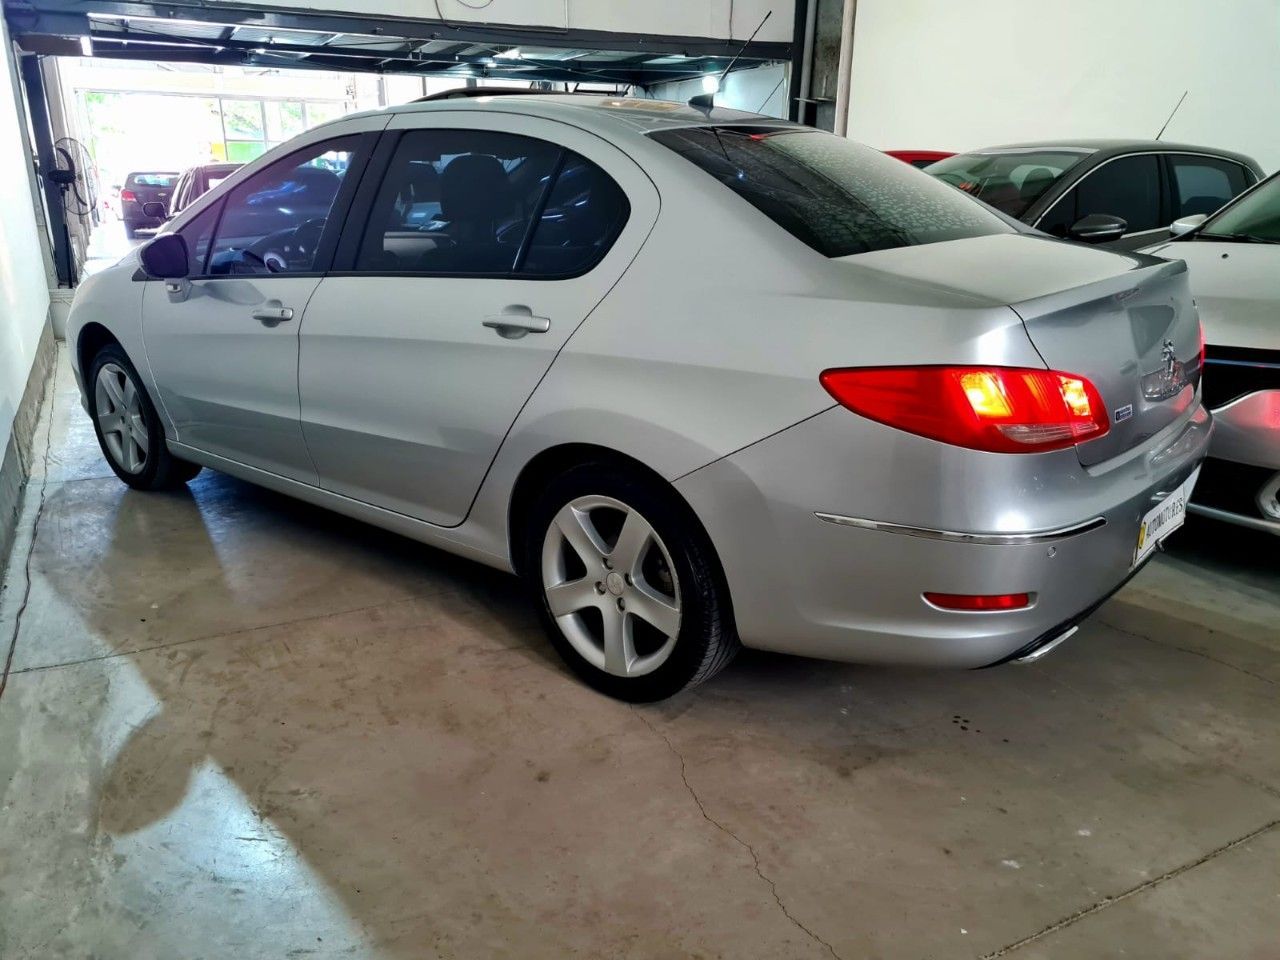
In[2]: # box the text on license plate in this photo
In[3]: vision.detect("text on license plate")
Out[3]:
[1133,467,1200,567]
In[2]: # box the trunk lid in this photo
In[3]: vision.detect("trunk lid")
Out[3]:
[843,234,1203,466]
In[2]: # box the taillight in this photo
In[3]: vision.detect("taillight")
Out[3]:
[924,592,1030,611]
[120,189,137,202]
[819,366,1109,453]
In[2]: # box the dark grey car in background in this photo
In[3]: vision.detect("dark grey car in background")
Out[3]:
[927,140,1262,251]
[120,170,179,237]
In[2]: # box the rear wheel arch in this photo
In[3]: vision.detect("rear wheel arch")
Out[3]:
[507,444,733,604]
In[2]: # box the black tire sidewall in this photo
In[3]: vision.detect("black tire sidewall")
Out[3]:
[88,345,172,489]
[525,462,730,702]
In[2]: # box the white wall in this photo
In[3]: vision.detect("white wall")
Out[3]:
[845,0,1280,173]
[650,62,789,117]
[0,29,53,464]
[210,0,793,43]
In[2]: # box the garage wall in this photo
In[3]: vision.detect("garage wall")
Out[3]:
[1,27,55,562]
[649,62,789,118]
[206,0,794,42]
[845,0,1280,173]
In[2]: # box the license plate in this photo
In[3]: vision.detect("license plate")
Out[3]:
[1133,467,1200,567]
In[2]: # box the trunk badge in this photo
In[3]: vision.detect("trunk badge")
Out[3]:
[1114,404,1134,423]
[1141,339,1188,402]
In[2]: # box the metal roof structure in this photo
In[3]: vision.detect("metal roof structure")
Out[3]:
[5,0,792,88]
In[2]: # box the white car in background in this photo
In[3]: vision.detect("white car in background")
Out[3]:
[1143,171,1280,534]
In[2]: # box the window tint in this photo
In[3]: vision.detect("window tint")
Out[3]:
[355,129,563,275]
[1073,154,1162,233]
[177,203,220,275]
[650,126,1012,258]
[926,150,1088,218]
[207,137,358,276]
[1200,174,1280,242]
[520,155,630,276]
[128,172,178,188]
[1169,155,1251,218]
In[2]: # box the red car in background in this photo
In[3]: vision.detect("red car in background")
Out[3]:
[885,150,954,169]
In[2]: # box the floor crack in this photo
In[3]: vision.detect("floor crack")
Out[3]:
[980,817,1280,958]
[0,368,55,704]
[1097,616,1277,688]
[632,707,844,960]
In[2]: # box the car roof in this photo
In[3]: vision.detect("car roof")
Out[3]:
[357,93,788,140]
[968,139,1260,168]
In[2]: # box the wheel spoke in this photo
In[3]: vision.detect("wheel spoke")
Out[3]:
[122,376,138,414]
[545,577,600,618]
[554,504,608,570]
[602,609,634,675]
[609,509,653,575]
[628,581,681,638]
[97,411,123,435]
[100,371,126,409]
[129,418,149,454]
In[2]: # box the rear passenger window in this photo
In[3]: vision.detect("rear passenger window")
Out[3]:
[1075,155,1162,233]
[355,130,627,277]
[519,155,629,277]
[1169,155,1251,218]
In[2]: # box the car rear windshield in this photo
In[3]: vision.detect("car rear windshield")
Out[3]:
[1198,174,1280,242]
[924,150,1089,218]
[648,125,1012,258]
[128,173,177,187]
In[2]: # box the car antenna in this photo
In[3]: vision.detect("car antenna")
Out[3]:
[1156,90,1188,140]
[688,10,772,112]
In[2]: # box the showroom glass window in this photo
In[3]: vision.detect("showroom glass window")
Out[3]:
[1039,154,1162,237]
[1198,173,1280,242]
[650,125,1013,257]
[354,129,629,277]
[204,136,359,276]
[1168,155,1253,219]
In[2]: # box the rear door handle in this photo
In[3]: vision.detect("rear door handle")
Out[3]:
[252,303,294,325]
[483,305,550,339]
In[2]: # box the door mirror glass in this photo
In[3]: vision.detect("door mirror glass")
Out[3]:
[1068,213,1127,244]
[141,200,168,220]
[139,233,190,279]
[1169,213,1208,237]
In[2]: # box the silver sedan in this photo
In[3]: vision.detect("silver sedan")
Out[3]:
[66,95,1210,700]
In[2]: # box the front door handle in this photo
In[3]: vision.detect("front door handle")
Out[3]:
[252,302,294,325]
[483,305,550,339]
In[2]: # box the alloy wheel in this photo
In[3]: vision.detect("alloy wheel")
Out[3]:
[95,362,149,474]
[541,495,682,678]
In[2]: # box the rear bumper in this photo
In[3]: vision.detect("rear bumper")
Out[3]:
[676,404,1212,668]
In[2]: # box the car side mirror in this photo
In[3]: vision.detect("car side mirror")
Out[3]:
[1068,214,1128,244]
[138,233,189,279]
[141,200,168,220]
[1169,213,1208,237]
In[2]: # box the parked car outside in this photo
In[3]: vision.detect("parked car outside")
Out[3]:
[119,171,179,238]
[884,149,953,168]
[169,162,242,215]
[66,96,1210,700]
[1142,170,1280,534]
[925,141,1262,251]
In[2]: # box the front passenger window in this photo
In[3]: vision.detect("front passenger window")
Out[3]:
[207,136,358,276]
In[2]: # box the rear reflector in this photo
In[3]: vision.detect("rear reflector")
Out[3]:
[924,592,1031,611]
[820,366,1109,453]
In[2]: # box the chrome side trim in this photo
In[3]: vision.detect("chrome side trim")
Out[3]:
[813,512,1107,544]
[1011,626,1078,664]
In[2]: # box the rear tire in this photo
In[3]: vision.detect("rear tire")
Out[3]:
[88,344,201,490]
[123,222,138,239]
[524,461,739,702]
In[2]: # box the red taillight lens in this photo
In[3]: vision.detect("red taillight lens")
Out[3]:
[819,366,1110,453]
[120,189,137,202]
[924,592,1031,611]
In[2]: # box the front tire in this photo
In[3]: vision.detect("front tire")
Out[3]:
[525,462,739,701]
[88,344,201,490]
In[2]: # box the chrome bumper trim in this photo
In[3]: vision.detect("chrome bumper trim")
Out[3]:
[813,512,1107,545]
[1010,625,1078,664]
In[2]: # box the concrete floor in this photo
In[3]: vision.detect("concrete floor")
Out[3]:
[2,349,1278,960]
